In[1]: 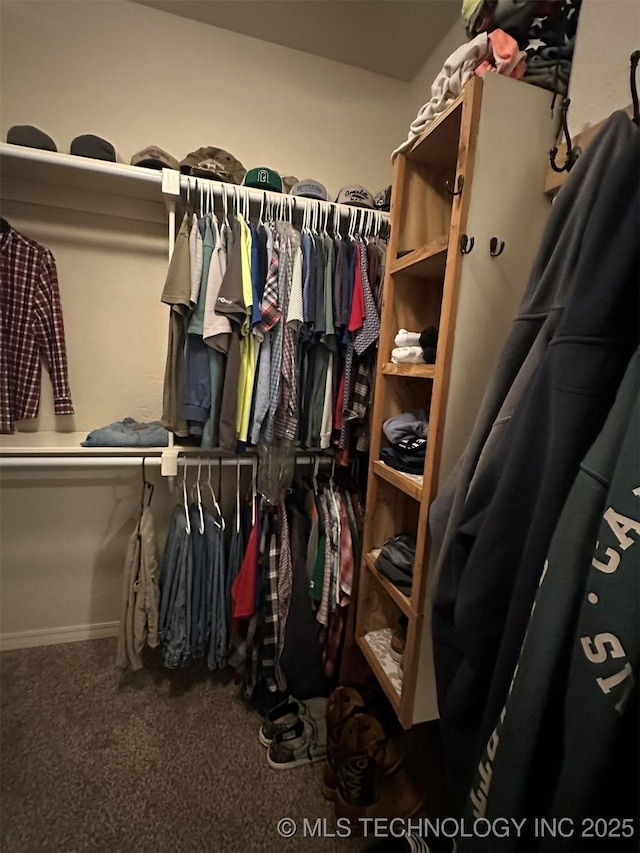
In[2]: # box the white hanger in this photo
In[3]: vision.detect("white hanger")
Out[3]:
[206,458,225,530]
[235,457,241,534]
[222,184,229,228]
[182,460,191,535]
[251,458,258,526]
[193,461,205,534]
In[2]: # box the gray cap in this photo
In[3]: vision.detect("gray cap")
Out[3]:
[131,146,179,170]
[70,134,116,162]
[7,125,57,151]
[291,179,328,201]
[335,184,374,209]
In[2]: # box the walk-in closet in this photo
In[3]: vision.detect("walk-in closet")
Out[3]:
[1,1,638,852]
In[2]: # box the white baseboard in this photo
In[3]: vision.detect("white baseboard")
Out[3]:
[0,621,119,651]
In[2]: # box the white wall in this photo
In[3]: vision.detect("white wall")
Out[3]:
[0,0,409,197]
[568,0,640,134]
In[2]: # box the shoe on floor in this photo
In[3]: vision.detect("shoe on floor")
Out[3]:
[267,714,327,770]
[258,696,327,747]
[390,618,407,663]
[323,688,403,801]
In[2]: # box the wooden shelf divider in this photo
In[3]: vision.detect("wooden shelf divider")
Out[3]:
[381,363,436,378]
[372,460,423,501]
[390,235,448,278]
[364,551,415,618]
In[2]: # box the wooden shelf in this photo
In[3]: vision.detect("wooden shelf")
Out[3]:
[364,551,414,617]
[390,235,448,278]
[358,630,403,713]
[381,363,436,378]
[406,90,466,167]
[373,460,423,501]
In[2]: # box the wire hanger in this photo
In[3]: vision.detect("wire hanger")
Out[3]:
[205,458,225,530]
[140,457,154,511]
[631,50,640,124]
[549,96,581,173]
[193,461,205,534]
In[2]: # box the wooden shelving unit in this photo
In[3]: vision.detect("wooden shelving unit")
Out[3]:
[352,73,557,728]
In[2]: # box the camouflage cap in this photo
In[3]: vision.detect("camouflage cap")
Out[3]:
[179,147,246,184]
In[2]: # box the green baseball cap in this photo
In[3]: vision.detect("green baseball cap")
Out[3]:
[243,167,282,193]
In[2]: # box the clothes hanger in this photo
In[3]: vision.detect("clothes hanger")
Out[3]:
[251,458,258,526]
[630,50,640,124]
[193,461,205,534]
[140,456,154,511]
[181,460,191,535]
[205,458,224,530]
[235,457,241,534]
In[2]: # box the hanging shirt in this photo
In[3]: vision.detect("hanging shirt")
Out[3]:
[203,217,232,353]
[0,225,74,434]
[189,212,203,306]
[236,214,257,450]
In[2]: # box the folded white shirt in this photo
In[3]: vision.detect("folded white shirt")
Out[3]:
[395,329,421,347]
[391,346,426,364]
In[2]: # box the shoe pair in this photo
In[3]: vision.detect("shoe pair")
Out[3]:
[259,696,327,770]
[323,687,425,831]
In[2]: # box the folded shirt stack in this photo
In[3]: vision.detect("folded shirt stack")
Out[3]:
[391,326,438,364]
[380,408,428,474]
[81,417,169,447]
[375,534,417,596]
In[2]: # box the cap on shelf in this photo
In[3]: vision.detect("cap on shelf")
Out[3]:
[7,125,57,152]
[179,147,246,184]
[291,179,328,201]
[243,167,282,193]
[131,146,179,170]
[335,184,374,208]
[70,134,116,162]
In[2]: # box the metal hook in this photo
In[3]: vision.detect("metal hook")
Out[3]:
[445,175,464,196]
[489,237,505,257]
[459,234,475,254]
[549,97,581,173]
[631,50,640,123]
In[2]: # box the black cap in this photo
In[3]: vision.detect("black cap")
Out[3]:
[70,134,116,162]
[7,125,57,152]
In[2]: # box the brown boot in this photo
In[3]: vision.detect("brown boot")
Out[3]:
[322,688,404,801]
[321,687,365,800]
[334,713,425,833]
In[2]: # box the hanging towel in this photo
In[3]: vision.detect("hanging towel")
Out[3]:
[474,29,526,79]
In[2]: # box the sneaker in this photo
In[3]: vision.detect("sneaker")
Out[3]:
[258,696,326,747]
[390,617,407,663]
[267,715,327,770]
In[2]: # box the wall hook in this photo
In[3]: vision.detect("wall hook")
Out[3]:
[489,237,505,257]
[630,50,640,123]
[459,234,474,254]
[549,97,581,173]
[445,175,464,196]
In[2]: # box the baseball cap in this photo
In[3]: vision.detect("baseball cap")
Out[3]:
[243,167,282,193]
[131,146,179,170]
[291,179,328,201]
[374,186,392,212]
[282,175,299,194]
[335,185,374,209]
[179,147,246,184]
[70,134,116,162]
[7,125,57,151]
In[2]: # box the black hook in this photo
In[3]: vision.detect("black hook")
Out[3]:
[140,457,154,510]
[549,97,581,173]
[631,50,640,123]
[489,237,505,257]
[460,234,474,254]
[445,175,464,196]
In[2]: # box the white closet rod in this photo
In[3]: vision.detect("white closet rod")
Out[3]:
[0,455,317,469]
[179,175,390,225]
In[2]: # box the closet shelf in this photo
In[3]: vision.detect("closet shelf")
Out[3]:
[0,143,392,219]
[381,363,436,378]
[372,460,423,501]
[407,88,466,168]
[364,551,414,617]
[358,628,403,712]
[390,235,448,278]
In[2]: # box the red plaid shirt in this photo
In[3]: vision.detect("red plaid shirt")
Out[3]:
[0,226,74,433]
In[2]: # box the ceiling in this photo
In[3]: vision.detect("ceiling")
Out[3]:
[130,0,460,81]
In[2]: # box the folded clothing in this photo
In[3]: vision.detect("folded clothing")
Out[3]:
[375,534,417,595]
[391,346,425,364]
[395,329,421,347]
[81,417,169,447]
[380,436,427,474]
[383,409,429,444]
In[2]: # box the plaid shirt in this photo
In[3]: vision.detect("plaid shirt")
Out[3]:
[0,226,74,433]
[260,506,282,692]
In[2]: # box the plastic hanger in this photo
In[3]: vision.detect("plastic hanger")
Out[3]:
[235,457,241,534]
[181,460,191,535]
[192,461,205,534]
[205,458,225,530]
[251,458,258,526]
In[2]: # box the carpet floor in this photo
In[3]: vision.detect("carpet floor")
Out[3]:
[1,638,366,853]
